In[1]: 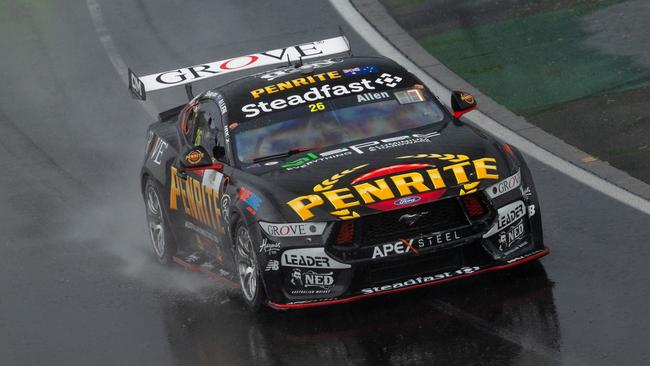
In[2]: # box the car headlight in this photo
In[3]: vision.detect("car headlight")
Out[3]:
[259,221,328,237]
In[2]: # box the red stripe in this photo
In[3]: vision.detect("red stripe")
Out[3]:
[186,163,224,174]
[401,238,419,255]
[453,106,475,119]
[268,248,550,310]
[173,257,240,289]
[366,189,446,212]
[351,164,433,184]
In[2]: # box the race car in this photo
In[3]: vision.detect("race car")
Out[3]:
[130,36,548,310]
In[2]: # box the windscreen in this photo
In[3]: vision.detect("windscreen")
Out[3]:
[232,88,446,164]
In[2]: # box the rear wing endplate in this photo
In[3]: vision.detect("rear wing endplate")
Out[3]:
[128,35,351,101]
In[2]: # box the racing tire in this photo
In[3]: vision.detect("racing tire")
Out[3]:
[144,179,177,265]
[233,219,266,311]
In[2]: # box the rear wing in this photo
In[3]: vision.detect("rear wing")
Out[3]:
[128,35,351,101]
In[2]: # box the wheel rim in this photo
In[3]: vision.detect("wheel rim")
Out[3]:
[236,226,258,302]
[145,184,166,258]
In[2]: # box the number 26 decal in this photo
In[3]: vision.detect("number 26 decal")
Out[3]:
[308,102,326,113]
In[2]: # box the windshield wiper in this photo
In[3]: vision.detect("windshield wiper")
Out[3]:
[252,147,317,164]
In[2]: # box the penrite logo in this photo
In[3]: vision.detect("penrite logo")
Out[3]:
[460,92,475,105]
[169,167,227,233]
[185,149,204,165]
[250,71,342,99]
[287,155,500,221]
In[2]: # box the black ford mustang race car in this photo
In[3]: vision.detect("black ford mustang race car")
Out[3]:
[129,36,548,310]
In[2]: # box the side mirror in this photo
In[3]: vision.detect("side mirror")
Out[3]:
[181,146,212,168]
[451,91,477,119]
[213,146,226,161]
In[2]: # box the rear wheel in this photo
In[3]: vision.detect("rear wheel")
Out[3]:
[145,179,176,264]
[233,220,265,311]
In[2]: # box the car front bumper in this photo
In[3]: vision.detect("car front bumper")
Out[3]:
[267,243,549,310]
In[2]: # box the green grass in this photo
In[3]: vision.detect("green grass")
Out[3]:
[416,1,650,113]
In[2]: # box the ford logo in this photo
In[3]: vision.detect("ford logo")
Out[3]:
[395,196,421,206]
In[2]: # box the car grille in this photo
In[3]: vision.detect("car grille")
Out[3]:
[357,197,469,246]
[351,241,494,286]
[368,248,463,283]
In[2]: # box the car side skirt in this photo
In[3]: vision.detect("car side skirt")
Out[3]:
[173,256,240,289]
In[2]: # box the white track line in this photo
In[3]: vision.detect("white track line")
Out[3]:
[329,0,650,215]
[86,0,159,119]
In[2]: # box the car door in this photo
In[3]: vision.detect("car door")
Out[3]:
[179,98,234,266]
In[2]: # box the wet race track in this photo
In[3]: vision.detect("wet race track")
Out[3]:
[1,1,649,365]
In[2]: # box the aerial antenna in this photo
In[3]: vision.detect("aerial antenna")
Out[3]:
[294,54,304,68]
[339,25,353,56]
[184,83,194,101]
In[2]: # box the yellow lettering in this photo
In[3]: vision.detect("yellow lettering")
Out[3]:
[292,78,309,87]
[192,179,208,224]
[313,73,327,81]
[185,179,198,218]
[425,168,446,189]
[264,84,278,95]
[203,186,215,229]
[390,172,430,196]
[255,71,342,100]
[327,71,341,79]
[474,158,499,180]
[443,162,471,184]
[250,88,265,98]
[287,195,325,221]
[179,178,191,215]
[323,188,360,210]
[353,179,395,203]
[169,168,181,210]
[198,183,210,226]
[276,81,293,91]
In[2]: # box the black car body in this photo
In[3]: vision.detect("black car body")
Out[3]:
[133,40,548,310]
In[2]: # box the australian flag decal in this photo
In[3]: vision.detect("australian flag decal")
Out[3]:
[343,66,378,76]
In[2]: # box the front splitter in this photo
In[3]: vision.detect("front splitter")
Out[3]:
[268,248,550,310]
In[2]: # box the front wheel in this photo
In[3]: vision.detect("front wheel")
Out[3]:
[234,220,266,311]
[144,179,176,264]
